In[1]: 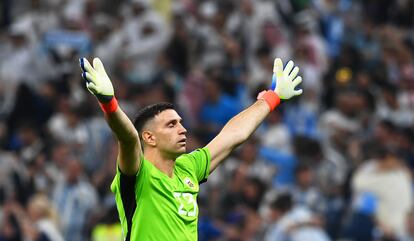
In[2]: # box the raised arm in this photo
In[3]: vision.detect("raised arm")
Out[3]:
[80,58,142,176]
[206,58,302,173]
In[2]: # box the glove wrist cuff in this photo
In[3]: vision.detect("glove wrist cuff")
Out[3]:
[99,96,118,114]
[257,90,280,111]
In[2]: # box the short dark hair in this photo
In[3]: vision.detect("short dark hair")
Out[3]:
[294,162,312,176]
[271,193,293,213]
[133,102,175,135]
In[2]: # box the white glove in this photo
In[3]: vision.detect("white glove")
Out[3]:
[80,57,114,102]
[271,58,303,99]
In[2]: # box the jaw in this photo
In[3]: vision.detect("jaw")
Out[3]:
[173,139,187,154]
[172,146,186,157]
[162,147,186,160]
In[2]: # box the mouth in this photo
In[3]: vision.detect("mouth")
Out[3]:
[178,138,187,144]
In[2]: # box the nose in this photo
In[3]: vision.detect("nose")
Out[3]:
[179,123,187,135]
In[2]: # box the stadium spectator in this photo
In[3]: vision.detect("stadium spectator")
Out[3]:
[52,157,98,241]
[351,142,413,240]
[264,193,330,241]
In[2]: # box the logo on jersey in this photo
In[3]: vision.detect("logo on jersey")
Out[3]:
[184,177,195,189]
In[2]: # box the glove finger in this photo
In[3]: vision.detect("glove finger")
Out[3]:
[270,74,277,90]
[273,58,283,77]
[80,58,97,76]
[284,60,294,75]
[82,72,96,84]
[93,57,108,76]
[289,66,299,81]
[86,82,98,94]
[292,76,302,87]
[294,89,303,96]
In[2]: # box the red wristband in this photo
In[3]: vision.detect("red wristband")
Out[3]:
[257,90,280,111]
[99,97,118,114]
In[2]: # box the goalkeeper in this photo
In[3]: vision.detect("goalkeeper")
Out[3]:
[79,57,302,241]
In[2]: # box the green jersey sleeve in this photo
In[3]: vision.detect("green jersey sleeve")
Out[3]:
[177,147,211,183]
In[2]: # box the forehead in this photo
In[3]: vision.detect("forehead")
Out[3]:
[153,109,181,124]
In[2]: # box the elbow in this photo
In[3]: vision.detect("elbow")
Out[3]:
[119,130,140,145]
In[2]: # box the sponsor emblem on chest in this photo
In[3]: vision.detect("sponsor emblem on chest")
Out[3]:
[184,177,195,189]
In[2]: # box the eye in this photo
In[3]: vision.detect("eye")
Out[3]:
[168,123,175,128]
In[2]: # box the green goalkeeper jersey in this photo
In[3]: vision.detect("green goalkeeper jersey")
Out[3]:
[111,148,211,241]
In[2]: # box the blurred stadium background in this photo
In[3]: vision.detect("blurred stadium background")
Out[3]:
[0,0,414,240]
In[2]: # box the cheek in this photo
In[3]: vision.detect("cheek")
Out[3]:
[157,131,174,145]
[165,136,175,145]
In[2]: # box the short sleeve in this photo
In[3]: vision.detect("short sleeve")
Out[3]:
[110,156,147,194]
[185,148,211,183]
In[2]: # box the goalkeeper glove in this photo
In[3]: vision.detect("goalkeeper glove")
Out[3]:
[80,57,118,113]
[258,58,303,111]
[271,58,303,99]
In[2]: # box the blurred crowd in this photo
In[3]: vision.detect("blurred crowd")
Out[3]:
[0,0,414,240]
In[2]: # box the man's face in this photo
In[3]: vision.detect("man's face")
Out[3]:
[66,159,82,184]
[148,109,187,157]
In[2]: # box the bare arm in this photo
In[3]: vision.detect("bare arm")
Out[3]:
[206,58,303,173]
[104,108,142,176]
[80,57,142,176]
[206,100,270,173]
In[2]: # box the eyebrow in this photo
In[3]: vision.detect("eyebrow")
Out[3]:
[166,118,183,126]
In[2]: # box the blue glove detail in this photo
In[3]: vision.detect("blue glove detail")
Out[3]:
[270,74,277,90]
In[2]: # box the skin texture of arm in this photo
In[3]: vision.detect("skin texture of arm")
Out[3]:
[206,99,270,173]
[80,57,142,176]
[104,108,142,176]
[205,58,303,173]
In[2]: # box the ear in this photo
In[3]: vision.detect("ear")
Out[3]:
[142,130,156,147]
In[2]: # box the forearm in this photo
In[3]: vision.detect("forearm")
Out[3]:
[207,100,271,172]
[104,107,139,145]
[80,57,142,175]
[105,106,142,175]
[220,100,270,145]
[207,57,303,173]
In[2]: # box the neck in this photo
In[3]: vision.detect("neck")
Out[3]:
[144,148,176,177]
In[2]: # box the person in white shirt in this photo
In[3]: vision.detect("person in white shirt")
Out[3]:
[352,144,413,239]
[264,193,331,241]
[27,194,65,241]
